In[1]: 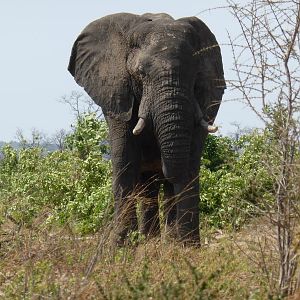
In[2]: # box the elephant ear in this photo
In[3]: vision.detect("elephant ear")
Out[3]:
[179,17,226,124]
[68,13,141,121]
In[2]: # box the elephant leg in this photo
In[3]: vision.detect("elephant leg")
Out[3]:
[113,176,138,244]
[173,127,206,246]
[139,172,160,238]
[174,180,200,245]
[163,180,177,235]
[107,117,140,245]
[163,180,177,238]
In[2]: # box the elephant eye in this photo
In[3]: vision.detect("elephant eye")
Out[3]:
[138,60,152,77]
[138,64,147,77]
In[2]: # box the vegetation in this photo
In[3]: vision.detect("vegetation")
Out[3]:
[0,224,274,299]
[0,114,274,235]
[1,0,300,297]
[200,132,275,230]
[1,113,298,298]
[228,0,300,295]
[0,114,112,234]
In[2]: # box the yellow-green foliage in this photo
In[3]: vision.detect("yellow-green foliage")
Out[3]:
[200,132,274,229]
[0,115,112,233]
[0,115,276,234]
[0,115,298,299]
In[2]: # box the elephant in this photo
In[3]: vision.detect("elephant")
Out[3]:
[68,12,225,245]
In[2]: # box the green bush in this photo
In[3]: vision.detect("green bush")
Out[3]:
[202,134,237,172]
[65,113,109,158]
[0,114,112,233]
[200,131,275,229]
[0,115,277,233]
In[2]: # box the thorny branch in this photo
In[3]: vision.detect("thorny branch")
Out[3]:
[228,0,300,296]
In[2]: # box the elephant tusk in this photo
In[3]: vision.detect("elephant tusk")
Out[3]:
[207,125,218,133]
[132,118,146,135]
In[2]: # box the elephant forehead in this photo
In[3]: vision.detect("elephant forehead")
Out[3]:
[149,28,192,45]
[129,21,193,46]
[147,38,194,61]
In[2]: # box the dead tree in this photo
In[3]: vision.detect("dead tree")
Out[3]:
[228,0,300,296]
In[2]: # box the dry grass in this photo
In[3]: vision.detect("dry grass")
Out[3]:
[2,212,298,300]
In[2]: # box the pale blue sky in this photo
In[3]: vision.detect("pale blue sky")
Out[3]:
[0,0,259,142]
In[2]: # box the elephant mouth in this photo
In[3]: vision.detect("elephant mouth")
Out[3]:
[140,159,162,173]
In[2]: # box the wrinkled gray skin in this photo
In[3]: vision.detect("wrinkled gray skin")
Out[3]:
[68,13,225,245]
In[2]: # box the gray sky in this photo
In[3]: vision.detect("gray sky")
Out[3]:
[0,0,260,142]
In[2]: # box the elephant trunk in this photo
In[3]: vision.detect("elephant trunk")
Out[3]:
[153,91,193,183]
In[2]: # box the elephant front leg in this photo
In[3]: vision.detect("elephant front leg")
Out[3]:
[163,180,177,238]
[113,173,139,245]
[107,117,140,246]
[139,172,160,238]
[174,181,200,246]
[172,126,206,246]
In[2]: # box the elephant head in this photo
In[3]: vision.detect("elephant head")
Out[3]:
[68,13,225,183]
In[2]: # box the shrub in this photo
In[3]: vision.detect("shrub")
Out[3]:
[0,114,112,233]
[0,116,277,233]
[202,134,237,172]
[200,131,274,229]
